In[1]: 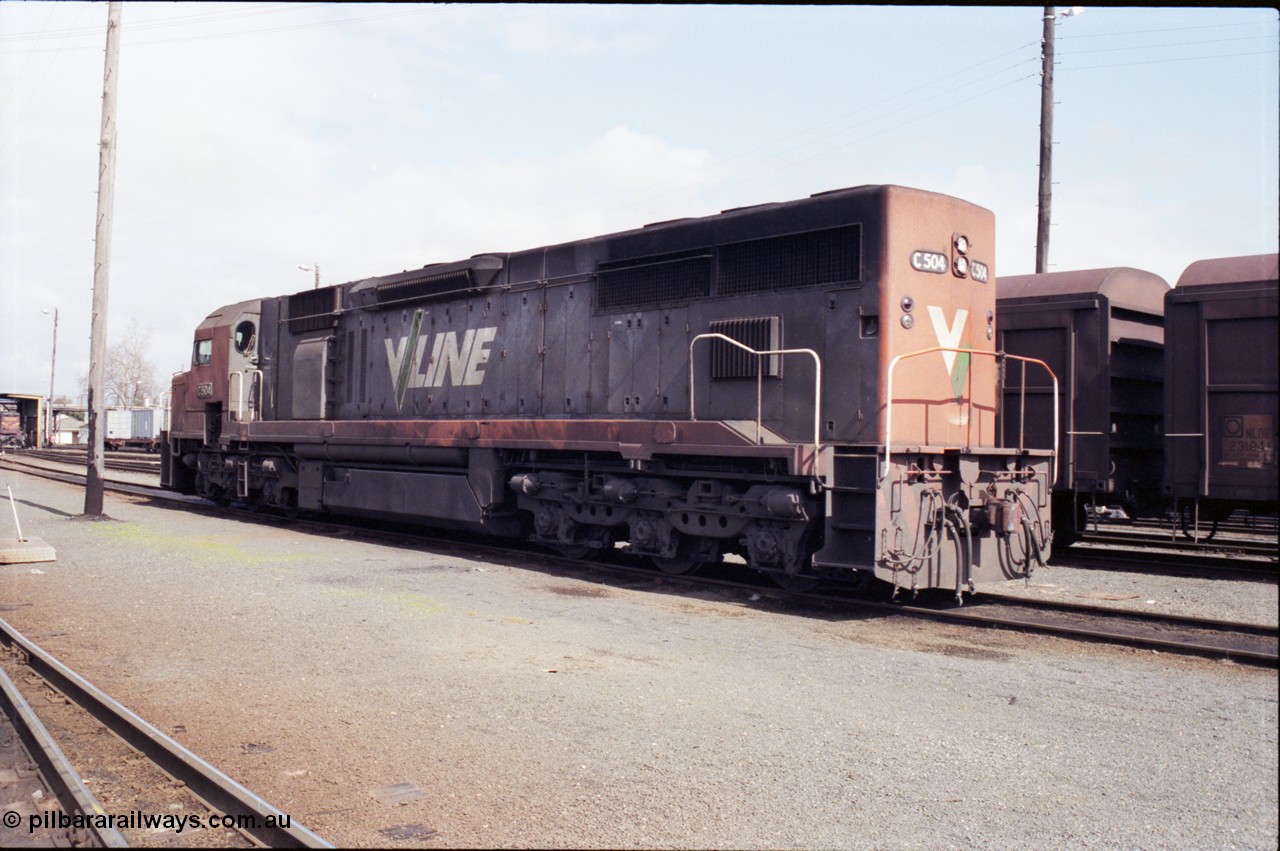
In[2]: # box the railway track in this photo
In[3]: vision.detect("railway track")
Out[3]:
[1058,538,1277,582]
[1081,525,1278,558]
[0,618,332,849]
[3,455,1274,666]
[0,657,123,848]
[898,593,1277,664]
[6,448,160,477]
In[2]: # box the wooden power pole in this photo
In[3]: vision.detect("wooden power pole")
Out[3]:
[1036,5,1055,274]
[84,1,122,517]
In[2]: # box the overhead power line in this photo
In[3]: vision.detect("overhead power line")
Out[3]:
[1062,33,1277,55]
[1067,48,1280,71]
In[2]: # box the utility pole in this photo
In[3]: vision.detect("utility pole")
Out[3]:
[84,1,121,517]
[1036,5,1055,274]
[43,308,58,447]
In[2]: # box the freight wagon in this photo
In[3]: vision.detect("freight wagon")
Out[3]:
[1164,254,1278,537]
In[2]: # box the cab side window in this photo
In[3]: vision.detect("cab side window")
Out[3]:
[234,321,256,355]
[193,339,213,366]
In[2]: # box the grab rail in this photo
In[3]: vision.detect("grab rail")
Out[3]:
[689,333,822,472]
[882,347,1058,484]
[230,369,262,424]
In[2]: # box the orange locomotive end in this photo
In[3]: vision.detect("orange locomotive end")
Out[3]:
[812,187,1054,595]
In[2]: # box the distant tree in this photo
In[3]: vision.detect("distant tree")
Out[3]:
[105,319,161,406]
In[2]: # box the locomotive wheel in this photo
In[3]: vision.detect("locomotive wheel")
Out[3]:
[557,544,603,560]
[651,554,700,575]
[771,572,820,593]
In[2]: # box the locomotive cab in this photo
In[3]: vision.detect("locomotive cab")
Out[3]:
[162,300,262,491]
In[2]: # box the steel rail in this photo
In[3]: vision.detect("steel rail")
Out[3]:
[893,595,1279,665]
[0,661,128,847]
[10,448,160,475]
[1079,528,1279,560]
[0,618,333,849]
[1052,545,1278,582]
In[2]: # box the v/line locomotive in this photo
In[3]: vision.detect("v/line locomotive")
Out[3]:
[161,185,1056,596]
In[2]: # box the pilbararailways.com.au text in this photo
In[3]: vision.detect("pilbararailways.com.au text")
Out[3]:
[7,809,292,834]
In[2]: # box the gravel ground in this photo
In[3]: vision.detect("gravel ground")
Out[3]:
[1,468,1276,849]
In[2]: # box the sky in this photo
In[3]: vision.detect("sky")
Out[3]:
[1,3,1276,403]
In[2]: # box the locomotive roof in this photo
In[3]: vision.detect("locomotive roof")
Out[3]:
[194,299,261,331]
[1175,253,1279,289]
[343,184,985,292]
[997,267,1170,316]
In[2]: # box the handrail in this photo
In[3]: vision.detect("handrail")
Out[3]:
[689,333,822,472]
[230,369,262,424]
[882,347,1058,484]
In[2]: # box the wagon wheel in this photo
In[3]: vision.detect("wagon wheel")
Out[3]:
[1178,503,1218,543]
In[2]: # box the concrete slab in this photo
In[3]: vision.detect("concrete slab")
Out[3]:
[0,537,56,565]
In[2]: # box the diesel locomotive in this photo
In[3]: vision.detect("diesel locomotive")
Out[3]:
[161,185,1056,595]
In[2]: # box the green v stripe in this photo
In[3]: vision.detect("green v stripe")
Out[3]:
[395,309,425,409]
[950,351,971,398]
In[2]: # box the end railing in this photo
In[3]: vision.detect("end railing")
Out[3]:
[882,347,1058,484]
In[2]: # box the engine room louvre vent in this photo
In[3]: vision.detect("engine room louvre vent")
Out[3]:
[717,224,861,295]
[287,286,341,333]
[375,270,476,306]
[596,251,713,311]
[708,316,782,380]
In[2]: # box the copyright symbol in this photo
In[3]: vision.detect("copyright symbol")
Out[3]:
[2,810,20,829]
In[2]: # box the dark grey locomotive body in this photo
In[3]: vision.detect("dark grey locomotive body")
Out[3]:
[267,196,887,439]
[165,185,1054,592]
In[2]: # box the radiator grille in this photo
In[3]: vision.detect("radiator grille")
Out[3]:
[708,316,782,380]
[595,224,861,312]
[717,225,860,296]
[287,286,340,333]
[597,252,712,311]
[375,270,474,306]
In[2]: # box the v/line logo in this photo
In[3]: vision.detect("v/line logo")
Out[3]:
[927,305,971,397]
[385,309,498,408]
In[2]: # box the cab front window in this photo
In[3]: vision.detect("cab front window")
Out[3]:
[193,339,213,366]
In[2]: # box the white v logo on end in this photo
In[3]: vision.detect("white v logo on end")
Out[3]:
[927,305,968,374]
